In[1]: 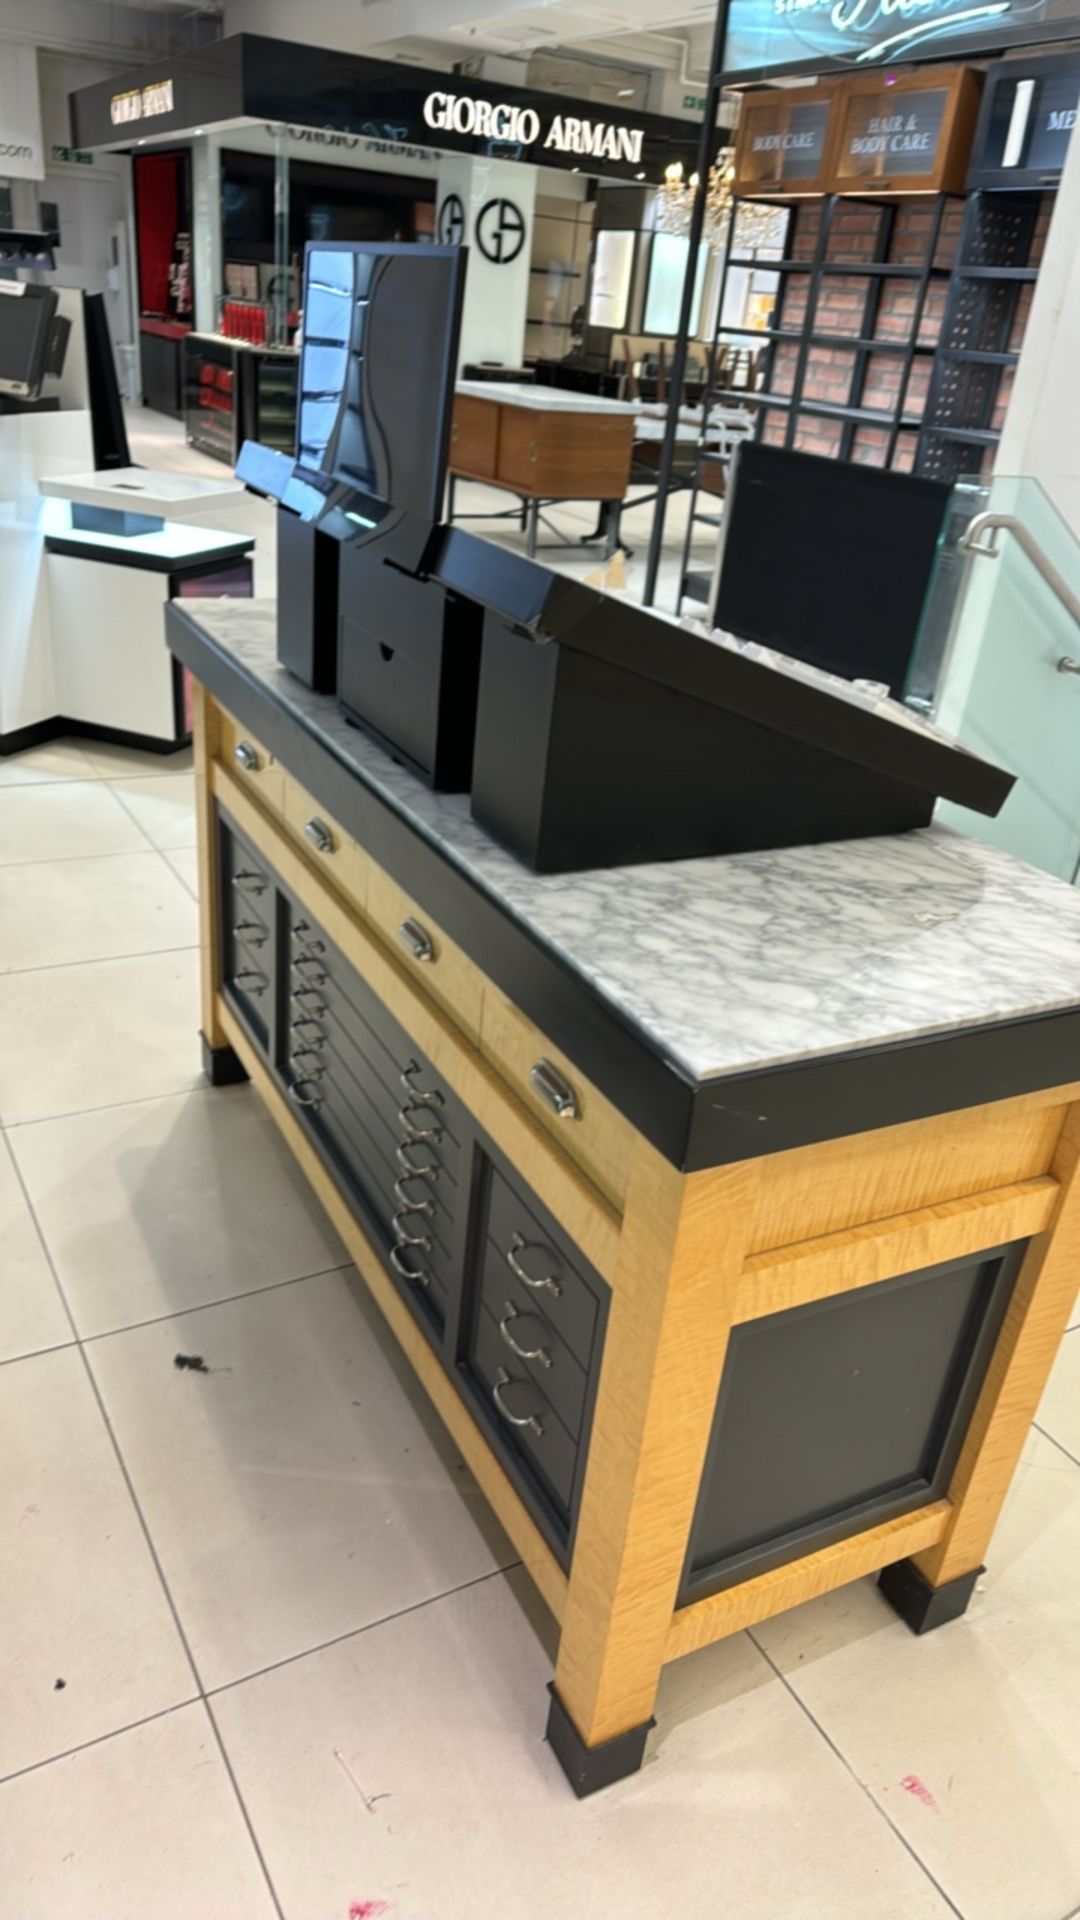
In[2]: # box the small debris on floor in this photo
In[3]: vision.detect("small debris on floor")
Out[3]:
[174,1354,210,1374]
[54,1678,66,1691]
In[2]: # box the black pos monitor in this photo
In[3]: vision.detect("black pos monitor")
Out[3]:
[0,283,61,402]
[247,241,467,700]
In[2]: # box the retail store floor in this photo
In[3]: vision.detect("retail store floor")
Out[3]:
[1,413,1079,1920]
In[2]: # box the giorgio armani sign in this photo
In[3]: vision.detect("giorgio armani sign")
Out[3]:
[423,90,646,165]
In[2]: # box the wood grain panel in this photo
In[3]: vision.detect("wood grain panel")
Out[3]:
[914,1102,1080,1586]
[738,1178,1059,1322]
[211,765,622,1282]
[281,770,370,910]
[450,395,499,479]
[497,407,635,500]
[666,1500,952,1659]
[215,704,285,818]
[480,984,635,1211]
[750,1093,1072,1253]
[367,856,484,1048]
[553,1143,760,1745]
[193,683,227,1050]
[217,997,568,1624]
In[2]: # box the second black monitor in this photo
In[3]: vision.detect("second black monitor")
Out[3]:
[297,240,465,521]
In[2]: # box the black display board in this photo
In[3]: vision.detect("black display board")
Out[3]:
[714,444,950,699]
[967,49,1080,187]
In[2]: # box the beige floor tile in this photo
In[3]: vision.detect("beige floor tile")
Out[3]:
[0,782,147,866]
[0,1347,195,1778]
[0,740,97,787]
[10,1085,347,1338]
[163,845,199,898]
[213,1569,952,1920]
[1038,1325,1080,1463]
[0,1704,277,1920]
[0,949,201,1125]
[88,1269,512,1691]
[0,852,196,974]
[81,740,194,779]
[0,1136,71,1362]
[753,1430,1080,1920]
[108,772,197,851]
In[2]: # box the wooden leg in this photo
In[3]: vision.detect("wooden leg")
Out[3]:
[549,1140,760,1793]
[884,1103,1080,1617]
[191,684,240,1076]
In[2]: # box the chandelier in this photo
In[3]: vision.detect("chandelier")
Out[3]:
[654,149,786,253]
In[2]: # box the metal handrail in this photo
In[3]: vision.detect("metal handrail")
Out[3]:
[960,511,1080,643]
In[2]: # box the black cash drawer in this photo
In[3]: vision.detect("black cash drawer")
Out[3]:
[472,1304,578,1516]
[486,1166,598,1369]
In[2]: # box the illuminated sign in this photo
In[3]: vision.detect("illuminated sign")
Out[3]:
[722,0,1079,81]
[110,79,174,126]
[422,91,645,164]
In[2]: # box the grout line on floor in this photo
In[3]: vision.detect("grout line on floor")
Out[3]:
[0,1697,202,1791]
[746,1626,968,1920]
[0,1335,77,1370]
[205,1561,523,1703]
[2,1077,213,1133]
[78,1260,357,1346]
[1033,1421,1080,1470]
[198,1697,288,1920]
[105,775,194,860]
[0,941,199,981]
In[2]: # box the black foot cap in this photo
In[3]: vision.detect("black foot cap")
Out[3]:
[545,1684,653,1797]
[201,1034,249,1087]
[878,1558,983,1635]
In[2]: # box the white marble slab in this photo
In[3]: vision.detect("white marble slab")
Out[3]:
[175,599,1080,1085]
[40,468,246,516]
[455,381,639,416]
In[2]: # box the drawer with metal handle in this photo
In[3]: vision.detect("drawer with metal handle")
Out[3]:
[282,775,369,907]
[472,1304,578,1517]
[484,1165,598,1370]
[365,858,483,1045]
[216,710,285,816]
[481,1255,590,1440]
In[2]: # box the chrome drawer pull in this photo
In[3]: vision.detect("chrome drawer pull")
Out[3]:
[396,1140,440,1178]
[233,740,262,772]
[292,956,327,984]
[398,1102,443,1143]
[492,1368,544,1438]
[528,1058,579,1122]
[292,937,326,959]
[394,1173,435,1214]
[399,1060,444,1106]
[290,1018,325,1047]
[289,1049,325,1078]
[390,1243,430,1287]
[304,817,335,855]
[288,1078,323,1111]
[234,968,267,998]
[294,988,327,1015]
[233,868,268,896]
[499,1302,553,1370]
[232,920,268,947]
[506,1233,562,1298]
[392,1209,432,1250]
[397,917,435,963]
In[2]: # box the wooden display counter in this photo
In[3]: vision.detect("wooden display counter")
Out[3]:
[450,382,637,557]
[168,598,1080,1796]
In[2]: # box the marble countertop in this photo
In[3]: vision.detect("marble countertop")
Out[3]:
[456,381,639,416]
[40,467,246,510]
[177,599,1080,1085]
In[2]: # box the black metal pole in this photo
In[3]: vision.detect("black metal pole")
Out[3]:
[641,0,734,607]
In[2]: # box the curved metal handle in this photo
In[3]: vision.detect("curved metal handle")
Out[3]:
[1058,656,1080,675]
[233,740,262,772]
[397,917,435,963]
[232,920,268,947]
[290,1018,325,1047]
[400,1060,444,1106]
[506,1232,562,1298]
[492,1367,544,1437]
[292,956,327,983]
[528,1058,579,1122]
[233,868,268,896]
[499,1301,553,1369]
[398,1102,443,1143]
[291,923,325,957]
[304,817,335,855]
[390,1242,430,1287]
[394,1172,435,1213]
[234,968,267,997]
[396,1140,440,1178]
[392,1209,432,1249]
[293,988,327,1015]
[289,1048,325,1077]
[288,1078,323,1111]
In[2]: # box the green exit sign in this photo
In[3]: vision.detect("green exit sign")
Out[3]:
[683,92,707,112]
[52,145,94,165]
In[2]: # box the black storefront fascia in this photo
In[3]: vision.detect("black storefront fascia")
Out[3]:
[70,32,698,183]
